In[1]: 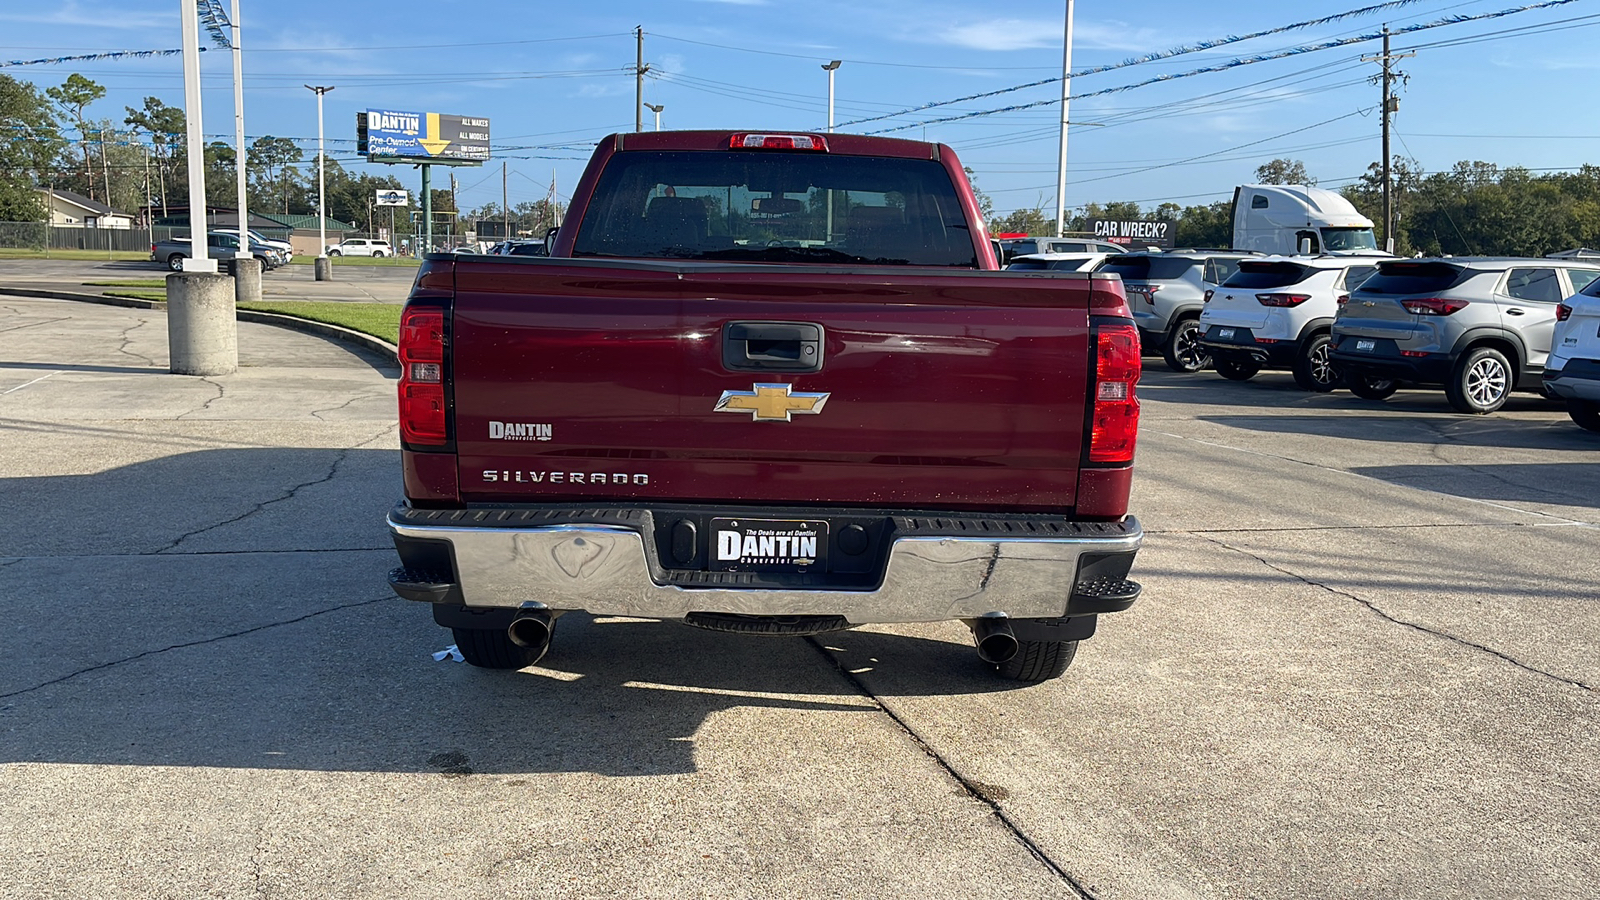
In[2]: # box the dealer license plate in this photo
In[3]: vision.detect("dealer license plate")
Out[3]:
[1356,339,1376,351]
[710,518,828,573]
[1218,328,1235,340]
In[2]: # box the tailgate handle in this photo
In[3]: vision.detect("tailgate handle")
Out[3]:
[723,322,824,372]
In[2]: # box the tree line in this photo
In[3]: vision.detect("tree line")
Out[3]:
[0,72,413,232]
[982,156,1600,258]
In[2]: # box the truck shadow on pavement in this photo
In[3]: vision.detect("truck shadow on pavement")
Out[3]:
[0,449,1023,779]
[0,609,1020,779]
[1349,462,1600,511]
[1197,413,1599,452]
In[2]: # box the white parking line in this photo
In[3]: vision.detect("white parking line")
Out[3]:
[1,371,62,395]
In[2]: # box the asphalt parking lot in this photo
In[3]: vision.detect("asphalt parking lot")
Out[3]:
[1,293,1596,899]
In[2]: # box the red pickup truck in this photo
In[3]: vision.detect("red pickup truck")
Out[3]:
[387,130,1143,682]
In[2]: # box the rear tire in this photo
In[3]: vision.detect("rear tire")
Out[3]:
[1569,399,1600,433]
[1292,333,1340,392]
[994,640,1077,682]
[1348,374,1399,400]
[1215,359,1260,381]
[451,627,540,670]
[1446,346,1512,414]
[1162,318,1209,373]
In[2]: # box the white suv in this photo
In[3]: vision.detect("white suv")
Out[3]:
[1099,250,1258,372]
[1543,276,1600,432]
[1198,256,1384,391]
[326,238,393,258]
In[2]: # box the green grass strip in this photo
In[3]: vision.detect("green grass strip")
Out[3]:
[95,293,400,345]
[236,301,401,344]
[0,249,151,261]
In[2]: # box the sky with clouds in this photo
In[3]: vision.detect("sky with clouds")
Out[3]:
[3,0,1596,219]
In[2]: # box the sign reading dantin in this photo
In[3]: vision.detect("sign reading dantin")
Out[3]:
[360,109,491,164]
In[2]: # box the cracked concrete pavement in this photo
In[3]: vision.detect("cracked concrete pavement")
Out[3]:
[1,294,1598,899]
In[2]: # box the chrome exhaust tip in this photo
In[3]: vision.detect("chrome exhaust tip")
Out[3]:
[968,617,1019,665]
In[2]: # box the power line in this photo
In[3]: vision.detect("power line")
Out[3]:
[860,0,1587,135]
[834,0,1442,130]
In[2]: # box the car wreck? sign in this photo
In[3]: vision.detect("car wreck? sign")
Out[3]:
[1086,217,1176,250]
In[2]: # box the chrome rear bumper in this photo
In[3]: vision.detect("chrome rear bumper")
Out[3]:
[387,508,1141,624]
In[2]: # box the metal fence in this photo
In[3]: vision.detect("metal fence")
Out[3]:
[0,222,186,254]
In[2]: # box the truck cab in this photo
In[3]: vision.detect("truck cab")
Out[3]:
[1231,185,1384,257]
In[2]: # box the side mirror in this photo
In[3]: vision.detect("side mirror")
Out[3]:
[544,226,559,256]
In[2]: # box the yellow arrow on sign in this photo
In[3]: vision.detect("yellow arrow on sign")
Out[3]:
[418,112,451,156]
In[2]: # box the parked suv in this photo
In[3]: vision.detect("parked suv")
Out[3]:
[326,238,393,258]
[998,237,1126,264]
[1198,256,1382,391]
[1544,277,1600,432]
[1101,250,1257,372]
[1332,258,1600,413]
[1005,251,1113,273]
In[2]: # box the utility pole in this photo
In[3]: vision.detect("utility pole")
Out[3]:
[635,26,649,133]
[1363,27,1412,254]
[1054,0,1075,238]
[502,161,509,239]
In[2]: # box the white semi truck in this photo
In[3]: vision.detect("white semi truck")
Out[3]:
[1231,184,1387,256]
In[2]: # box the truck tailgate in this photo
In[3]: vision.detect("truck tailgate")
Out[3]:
[449,259,1098,512]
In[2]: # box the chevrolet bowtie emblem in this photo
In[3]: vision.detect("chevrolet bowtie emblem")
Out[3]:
[714,383,831,422]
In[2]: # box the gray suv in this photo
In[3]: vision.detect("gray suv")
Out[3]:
[1099,250,1258,372]
[1332,258,1600,413]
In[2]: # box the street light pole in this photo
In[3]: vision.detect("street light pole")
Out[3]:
[645,103,664,131]
[231,0,248,261]
[1055,0,1075,238]
[306,84,334,280]
[822,60,841,133]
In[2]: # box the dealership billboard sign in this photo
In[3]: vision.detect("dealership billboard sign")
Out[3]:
[1086,217,1176,250]
[358,110,490,165]
[375,189,409,207]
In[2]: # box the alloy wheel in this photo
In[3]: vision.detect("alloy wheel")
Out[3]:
[1466,356,1508,407]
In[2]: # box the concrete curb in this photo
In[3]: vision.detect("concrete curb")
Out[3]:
[0,287,400,366]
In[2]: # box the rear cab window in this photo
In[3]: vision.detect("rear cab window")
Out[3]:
[573,150,978,266]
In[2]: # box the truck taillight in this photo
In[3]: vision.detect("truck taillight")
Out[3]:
[398,306,447,445]
[1089,322,1141,464]
[728,133,828,151]
[1257,293,1311,307]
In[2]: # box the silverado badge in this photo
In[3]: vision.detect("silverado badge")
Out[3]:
[713,383,830,422]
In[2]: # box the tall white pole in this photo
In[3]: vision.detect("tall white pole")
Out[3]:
[1054,0,1075,238]
[822,60,841,133]
[180,0,214,271]
[305,86,333,257]
[317,91,326,255]
[231,0,248,257]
